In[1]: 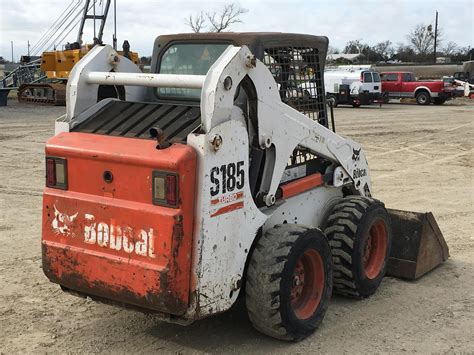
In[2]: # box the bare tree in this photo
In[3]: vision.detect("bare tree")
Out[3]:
[442,41,458,56]
[343,40,368,54]
[207,3,248,32]
[327,46,340,55]
[407,23,441,55]
[185,3,248,33]
[185,12,206,33]
[372,41,394,61]
[394,43,416,62]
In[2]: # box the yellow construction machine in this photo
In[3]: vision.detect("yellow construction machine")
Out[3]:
[17,0,139,105]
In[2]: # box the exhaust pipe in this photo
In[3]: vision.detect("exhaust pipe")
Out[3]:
[386,209,449,280]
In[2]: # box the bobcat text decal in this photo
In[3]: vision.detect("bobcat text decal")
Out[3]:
[50,207,156,258]
[83,214,156,258]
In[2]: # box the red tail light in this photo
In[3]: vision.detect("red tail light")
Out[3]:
[153,171,179,207]
[46,157,67,189]
[46,158,56,186]
[166,175,177,206]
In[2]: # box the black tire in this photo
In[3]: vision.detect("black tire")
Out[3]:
[326,94,338,107]
[246,224,333,341]
[416,91,431,105]
[433,98,446,105]
[324,196,392,298]
[302,90,314,104]
[352,103,361,108]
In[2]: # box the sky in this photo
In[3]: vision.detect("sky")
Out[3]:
[0,0,473,60]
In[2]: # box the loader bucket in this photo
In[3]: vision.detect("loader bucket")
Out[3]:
[386,209,449,280]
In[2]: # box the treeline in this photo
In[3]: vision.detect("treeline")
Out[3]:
[329,23,472,64]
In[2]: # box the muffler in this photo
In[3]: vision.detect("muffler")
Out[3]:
[386,209,449,280]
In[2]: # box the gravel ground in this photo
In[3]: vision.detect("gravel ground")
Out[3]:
[0,99,473,353]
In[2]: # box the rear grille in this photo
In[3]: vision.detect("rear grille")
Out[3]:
[72,100,201,142]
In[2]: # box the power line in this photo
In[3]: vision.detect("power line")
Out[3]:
[32,0,85,55]
[30,0,77,53]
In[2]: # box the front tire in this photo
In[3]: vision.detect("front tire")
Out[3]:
[416,91,431,105]
[246,224,333,341]
[324,196,391,298]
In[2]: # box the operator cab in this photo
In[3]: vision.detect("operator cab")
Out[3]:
[148,33,329,128]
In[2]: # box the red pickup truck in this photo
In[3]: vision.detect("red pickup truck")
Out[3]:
[380,71,454,105]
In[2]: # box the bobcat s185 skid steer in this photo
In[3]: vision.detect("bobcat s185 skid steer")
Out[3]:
[41,33,449,341]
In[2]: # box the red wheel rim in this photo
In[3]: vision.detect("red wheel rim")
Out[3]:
[290,249,325,320]
[363,219,388,279]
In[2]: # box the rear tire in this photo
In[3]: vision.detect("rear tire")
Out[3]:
[416,91,431,105]
[324,196,391,298]
[326,94,338,107]
[246,224,333,341]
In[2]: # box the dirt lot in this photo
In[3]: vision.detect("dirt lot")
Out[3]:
[0,99,473,353]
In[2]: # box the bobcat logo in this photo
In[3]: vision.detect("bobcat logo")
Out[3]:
[51,205,78,237]
[352,148,361,161]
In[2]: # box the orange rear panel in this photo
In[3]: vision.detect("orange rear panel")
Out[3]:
[42,132,196,315]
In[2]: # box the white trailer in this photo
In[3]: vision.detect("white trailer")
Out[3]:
[301,66,384,107]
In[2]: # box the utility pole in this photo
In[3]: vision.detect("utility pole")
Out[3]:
[28,40,30,57]
[433,10,438,63]
[11,41,14,63]
[113,0,117,50]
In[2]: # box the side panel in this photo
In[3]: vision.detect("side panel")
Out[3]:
[187,118,267,318]
[263,187,343,233]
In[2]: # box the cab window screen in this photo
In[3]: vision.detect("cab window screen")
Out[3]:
[157,43,229,99]
[363,72,373,82]
[373,72,381,82]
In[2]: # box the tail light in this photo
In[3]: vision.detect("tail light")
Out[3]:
[152,171,178,207]
[46,157,68,189]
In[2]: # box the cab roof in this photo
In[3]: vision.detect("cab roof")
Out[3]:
[152,32,329,57]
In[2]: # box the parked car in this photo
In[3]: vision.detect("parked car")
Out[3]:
[380,71,454,105]
[300,67,383,107]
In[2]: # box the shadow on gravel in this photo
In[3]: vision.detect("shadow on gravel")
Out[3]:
[143,298,293,352]
[141,259,463,352]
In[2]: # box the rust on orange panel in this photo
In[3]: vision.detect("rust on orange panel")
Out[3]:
[42,133,197,315]
[280,173,323,199]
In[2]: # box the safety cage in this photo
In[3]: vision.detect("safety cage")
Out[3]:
[263,46,325,124]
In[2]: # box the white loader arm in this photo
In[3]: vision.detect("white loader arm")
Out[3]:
[200,45,372,201]
[66,44,372,200]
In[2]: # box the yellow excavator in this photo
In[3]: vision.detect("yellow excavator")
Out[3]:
[17,0,139,105]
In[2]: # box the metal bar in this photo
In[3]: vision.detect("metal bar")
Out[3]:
[77,0,91,44]
[113,0,117,49]
[329,101,336,133]
[97,0,111,42]
[93,0,96,39]
[86,72,206,89]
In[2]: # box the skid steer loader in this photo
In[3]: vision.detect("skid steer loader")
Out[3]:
[41,33,448,341]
